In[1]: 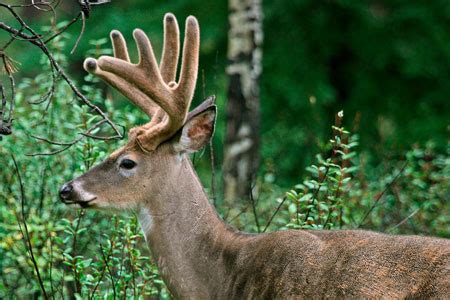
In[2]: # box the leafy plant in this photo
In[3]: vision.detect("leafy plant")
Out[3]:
[276,111,359,230]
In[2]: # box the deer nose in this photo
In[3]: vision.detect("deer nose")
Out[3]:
[59,183,74,201]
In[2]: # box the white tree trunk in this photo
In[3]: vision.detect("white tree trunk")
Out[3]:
[224,0,263,205]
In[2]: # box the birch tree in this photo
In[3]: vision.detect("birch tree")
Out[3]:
[224,0,263,205]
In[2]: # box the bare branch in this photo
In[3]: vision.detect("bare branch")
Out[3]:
[11,154,49,299]
[0,0,121,148]
[357,161,408,228]
[262,196,287,233]
[27,119,109,156]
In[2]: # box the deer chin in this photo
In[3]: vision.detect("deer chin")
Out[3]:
[70,197,97,208]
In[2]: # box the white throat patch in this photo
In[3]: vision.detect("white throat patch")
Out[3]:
[138,208,153,240]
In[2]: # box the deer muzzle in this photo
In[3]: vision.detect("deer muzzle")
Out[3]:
[59,181,97,208]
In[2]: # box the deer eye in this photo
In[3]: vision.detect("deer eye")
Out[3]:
[120,159,137,170]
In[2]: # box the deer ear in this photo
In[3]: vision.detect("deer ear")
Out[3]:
[173,106,216,153]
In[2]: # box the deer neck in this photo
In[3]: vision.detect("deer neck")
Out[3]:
[137,154,242,298]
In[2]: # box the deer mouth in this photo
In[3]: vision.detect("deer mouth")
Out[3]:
[78,197,97,208]
[62,197,97,208]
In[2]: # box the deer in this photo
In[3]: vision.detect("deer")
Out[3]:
[59,13,450,299]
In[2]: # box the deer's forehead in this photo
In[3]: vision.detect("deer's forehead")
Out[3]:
[108,140,146,161]
[109,145,132,160]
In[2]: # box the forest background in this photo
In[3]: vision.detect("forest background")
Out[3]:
[0,0,448,298]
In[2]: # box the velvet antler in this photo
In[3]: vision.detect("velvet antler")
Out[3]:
[83,13,199,151]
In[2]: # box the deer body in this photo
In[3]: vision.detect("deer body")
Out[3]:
[60,13,450,299]
[136,151,450,299]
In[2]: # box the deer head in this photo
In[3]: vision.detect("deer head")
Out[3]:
[59,13,216,210]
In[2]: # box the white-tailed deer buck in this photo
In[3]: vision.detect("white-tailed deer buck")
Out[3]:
[60,13,449,299]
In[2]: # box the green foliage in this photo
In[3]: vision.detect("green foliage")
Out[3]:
[281,111,359,230]
[263,117,449,237]
[347,142,450,237]
[227,112,448,240]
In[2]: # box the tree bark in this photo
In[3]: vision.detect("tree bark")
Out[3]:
[224,0,263,205]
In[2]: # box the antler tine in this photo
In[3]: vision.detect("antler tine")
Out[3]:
[133,29,162,77]
[83,32,161,118]
[146,13,180,128]
[111,30,130,61]
[160,13,180,83]
[130,13,180,130]
[175,16,200,116]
